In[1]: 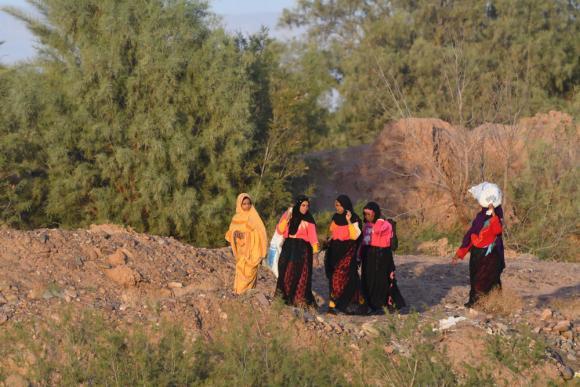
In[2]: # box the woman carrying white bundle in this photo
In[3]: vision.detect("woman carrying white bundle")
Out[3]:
[452,182,506,308]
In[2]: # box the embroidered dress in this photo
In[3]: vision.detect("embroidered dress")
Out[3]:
[274,196,319,308]
[325,195,365,314]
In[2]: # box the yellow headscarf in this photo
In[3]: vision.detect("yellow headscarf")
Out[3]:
[225,193,268,260]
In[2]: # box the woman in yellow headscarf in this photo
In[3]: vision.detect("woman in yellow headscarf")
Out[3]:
[225,193,268,294]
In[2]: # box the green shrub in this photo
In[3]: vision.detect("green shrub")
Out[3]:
[507,136,579,262]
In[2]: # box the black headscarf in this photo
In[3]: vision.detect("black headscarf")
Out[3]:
[363,202,382,223]
[289,195,316,235]
[332,194,361,226]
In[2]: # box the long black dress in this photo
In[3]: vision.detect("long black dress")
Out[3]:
[361,244,406,312]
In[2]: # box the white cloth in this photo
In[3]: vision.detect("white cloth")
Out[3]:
[468,182,502,212]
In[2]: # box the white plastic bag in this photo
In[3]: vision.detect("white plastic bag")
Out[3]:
[266,231,284,278]
[468,182,502,210]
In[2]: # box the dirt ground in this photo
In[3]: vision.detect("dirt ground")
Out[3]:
[0,226,578,384]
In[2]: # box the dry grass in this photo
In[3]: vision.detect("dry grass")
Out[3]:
[476,287,524,316]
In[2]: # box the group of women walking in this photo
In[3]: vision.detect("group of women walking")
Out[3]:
[226,189,505,314]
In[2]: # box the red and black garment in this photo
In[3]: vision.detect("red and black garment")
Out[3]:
[325,195,365,314]
[275,195,318,308]
[456,206,505,306]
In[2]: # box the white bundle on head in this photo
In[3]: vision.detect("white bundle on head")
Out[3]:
[468,182,502,214]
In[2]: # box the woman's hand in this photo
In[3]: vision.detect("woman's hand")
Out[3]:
[286,207,293,220]
[234,231,244,240]
[451,254,460,265]
[346,210,352,223]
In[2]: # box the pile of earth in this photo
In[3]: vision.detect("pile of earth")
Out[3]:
[303,111,578,228]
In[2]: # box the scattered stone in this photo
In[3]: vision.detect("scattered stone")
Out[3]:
[27,287,44,300]
[0,293,6,306]
[0,280,9,292]
[105,266,141,287]
[302,311,315,322]
[561,366,574,381]
[254,292,270,307]
[167,282,183,289]
[561,331,573,340]
[4,292,18,303]
[496,323,509,335]
[74,256,85,268]
[533,327,542,334]
[63,288,77,302]
[384,345,395,354]
[85,247,100,260]
[4,374,29,387]
[361,322,380,337]
[172,285,197,298]
[554,320,571,333]
[540,308,553,321]
[107,249,128,266]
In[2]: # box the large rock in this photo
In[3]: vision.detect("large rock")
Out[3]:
[554,320,571,333]
[107,249,128,266]
[540,308,553,321]
[105,266,141,287]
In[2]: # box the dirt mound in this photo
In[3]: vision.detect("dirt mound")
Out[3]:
[0,226,277,334]
[303,111,578,228]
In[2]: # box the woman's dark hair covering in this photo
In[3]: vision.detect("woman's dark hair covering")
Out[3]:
[289,195,316,235]
[363,202,382,222]
[332,194,361,226]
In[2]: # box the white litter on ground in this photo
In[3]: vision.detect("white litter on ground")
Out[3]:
[435,316,467,331]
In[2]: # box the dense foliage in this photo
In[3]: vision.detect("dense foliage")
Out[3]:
[0,0,331,245]
[282,0,580,142]
[1,0,578,256]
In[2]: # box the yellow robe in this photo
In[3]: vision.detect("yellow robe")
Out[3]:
[225,193,267,294]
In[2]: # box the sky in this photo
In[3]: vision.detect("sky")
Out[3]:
[0,0,299,64]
